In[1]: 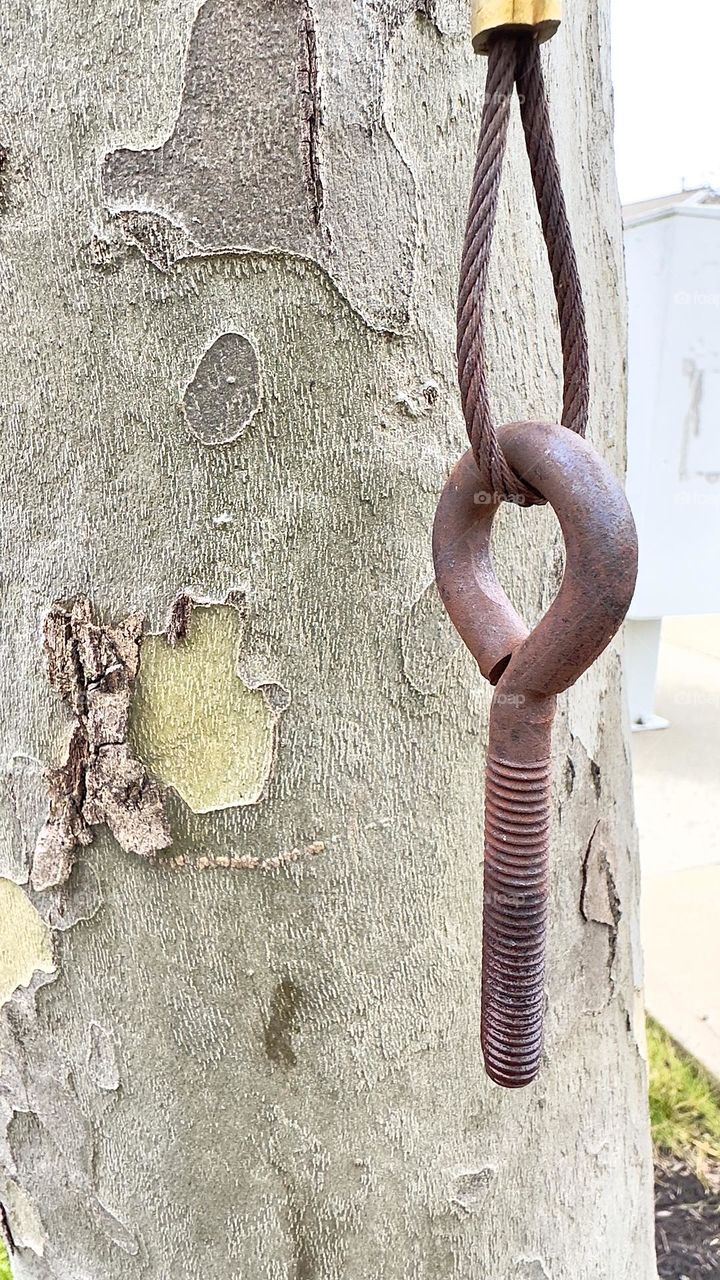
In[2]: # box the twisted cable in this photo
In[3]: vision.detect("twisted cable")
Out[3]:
[457,35,590,502]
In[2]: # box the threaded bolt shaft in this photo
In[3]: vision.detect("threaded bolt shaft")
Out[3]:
[481,751,552,1088]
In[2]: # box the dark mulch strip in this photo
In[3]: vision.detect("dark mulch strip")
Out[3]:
[656,1158,720,1278]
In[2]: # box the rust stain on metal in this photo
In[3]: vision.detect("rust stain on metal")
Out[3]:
[433,423,638,1087]
[31,599,171,892]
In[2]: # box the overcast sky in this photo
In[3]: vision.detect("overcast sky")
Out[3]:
[611,1,720,204]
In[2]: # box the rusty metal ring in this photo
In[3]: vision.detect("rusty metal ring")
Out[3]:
[432,421,638,1087]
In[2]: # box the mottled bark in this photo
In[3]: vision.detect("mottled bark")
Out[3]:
[0,1,656,1277]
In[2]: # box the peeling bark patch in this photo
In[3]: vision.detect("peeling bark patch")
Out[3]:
[131,602,283,815]
[0,1178,46,1257]
[0,755,49,884]
[581,820,622,992]
[41,861,103,933]
[393,380,440,420]
[87,233,116,272]
[166,592,194,648]
[264,978,303,1068]
[31,600,171,891]
[1,976,141,1265]
[513,1262,551,1280]
[102,0,317,260]
[0,881,54,1006]
[581,822,621,931]
[450,1167,495,1214]
[181,333,261,446]
[101,0,418,328]
[102,208,193,272]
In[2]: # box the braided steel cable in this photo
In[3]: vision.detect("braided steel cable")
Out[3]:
[457,39,518,502]
[457,35,590,502]
[517,39,589,437]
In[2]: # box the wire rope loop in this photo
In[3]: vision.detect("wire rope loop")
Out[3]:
[456,34,590,506]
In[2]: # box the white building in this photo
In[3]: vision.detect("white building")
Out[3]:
[624,188,720,727]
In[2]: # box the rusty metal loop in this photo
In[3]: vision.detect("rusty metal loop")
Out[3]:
[457,36,590,504]
[433,425,638,1087]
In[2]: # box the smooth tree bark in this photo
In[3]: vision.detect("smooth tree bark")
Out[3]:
[0,0,657,1277]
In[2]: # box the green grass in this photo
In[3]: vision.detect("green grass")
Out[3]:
[648,1016,720,1181]
[0,1241,10,1280]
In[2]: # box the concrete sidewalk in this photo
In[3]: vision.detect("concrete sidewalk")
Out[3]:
[631,616,720,1079]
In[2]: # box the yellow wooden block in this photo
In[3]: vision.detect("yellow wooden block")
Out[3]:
[471,0,561,54]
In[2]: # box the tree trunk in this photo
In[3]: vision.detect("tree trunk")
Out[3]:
[0,1,656,1277]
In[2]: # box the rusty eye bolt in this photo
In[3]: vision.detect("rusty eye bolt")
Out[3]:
[433,421,638,1088]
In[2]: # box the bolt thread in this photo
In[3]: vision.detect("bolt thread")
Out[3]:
[481,752,552,1088]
